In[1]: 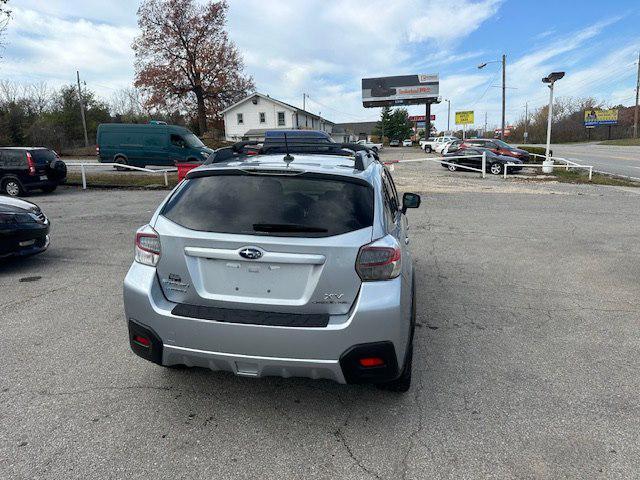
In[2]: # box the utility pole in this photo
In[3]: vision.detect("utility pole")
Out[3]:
[484,112,487,137]
[76,71,89,147]
[524,102,529,143]
[303,93,306,111]
[501,53,506,141]
[634,51,640,138]
[446,99,451,133]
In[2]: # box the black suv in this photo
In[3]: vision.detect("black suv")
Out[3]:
[0,148,67,196]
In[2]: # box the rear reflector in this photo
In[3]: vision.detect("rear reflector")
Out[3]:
[133,335,151,347]
[358,357,385,368]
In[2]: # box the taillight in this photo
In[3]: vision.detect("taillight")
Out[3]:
[356,237,401,281]
[135,227,161,266]
[96,145,100,156]
[26,152,36,175]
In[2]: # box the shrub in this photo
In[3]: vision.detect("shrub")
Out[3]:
[518,145,552,158]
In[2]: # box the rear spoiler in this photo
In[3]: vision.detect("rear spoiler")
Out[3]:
[204,141,379,171]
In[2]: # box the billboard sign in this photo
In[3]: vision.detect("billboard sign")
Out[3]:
[455,111,474,125]
[584,109,618,126]
[362,74,439,108]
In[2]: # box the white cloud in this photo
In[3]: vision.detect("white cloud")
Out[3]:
[2,7,137,97]
[407,0,502,43]
[227,0,503,122]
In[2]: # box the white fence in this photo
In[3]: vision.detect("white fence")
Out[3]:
[384,152,488,178]
[386,151,595,182]
[65,162,177,189]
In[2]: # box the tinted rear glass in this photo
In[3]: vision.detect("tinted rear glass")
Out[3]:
[162,173,374,237]
[30,150,56,164]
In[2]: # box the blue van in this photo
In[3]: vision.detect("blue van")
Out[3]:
[96,123,214,167]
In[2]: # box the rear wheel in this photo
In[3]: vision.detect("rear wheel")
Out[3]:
[447,162,458,172]
[490,163,503,175]
[377,343,412,392]
[2,177,24,197]
[114,156,128,171]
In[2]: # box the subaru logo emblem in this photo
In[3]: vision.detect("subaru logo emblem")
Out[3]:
[239,247,263,260]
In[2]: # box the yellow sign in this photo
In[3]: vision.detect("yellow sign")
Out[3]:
[584,109,618,126]
[455,111,474,125]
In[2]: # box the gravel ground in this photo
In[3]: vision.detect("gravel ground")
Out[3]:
[1,153,639,479]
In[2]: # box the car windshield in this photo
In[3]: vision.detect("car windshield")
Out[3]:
[183,133,205,148]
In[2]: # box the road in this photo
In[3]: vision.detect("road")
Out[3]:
[2,161,640,479]
[533,143,640,179]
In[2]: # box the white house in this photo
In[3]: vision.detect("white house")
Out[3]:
[222,92,334,141]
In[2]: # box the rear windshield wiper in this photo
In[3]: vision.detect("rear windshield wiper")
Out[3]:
[253,223,328,233]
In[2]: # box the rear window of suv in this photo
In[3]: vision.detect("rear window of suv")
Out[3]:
[30,149,57,165]
[161,173,374,237]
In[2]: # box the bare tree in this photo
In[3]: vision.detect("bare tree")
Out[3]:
[0,0,10,55]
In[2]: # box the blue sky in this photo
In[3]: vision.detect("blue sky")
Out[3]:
[2,0,639,130]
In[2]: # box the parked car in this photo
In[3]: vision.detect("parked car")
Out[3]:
[441,139,463,155]
[402,139,412,147]
[124,139,421,392]
[0,148,67,197]
[462,138,530,162]
[96,123,215,168]
[442,147,523,175]
[422,136,458,153]
[354,139,383,152]
[0,196,50,258]
[389,139,400,147]
[419,137,434,150]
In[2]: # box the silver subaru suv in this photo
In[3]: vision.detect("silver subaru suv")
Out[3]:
[123,134,421,391]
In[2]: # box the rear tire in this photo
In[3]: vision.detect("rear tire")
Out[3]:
[377,344,412,392]
[114,156,128,171]
[447,162,458,172]
[2,177,24,197]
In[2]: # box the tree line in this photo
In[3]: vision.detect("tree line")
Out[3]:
[0,0,254,153]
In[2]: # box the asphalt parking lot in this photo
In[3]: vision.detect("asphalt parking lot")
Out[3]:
[2,155,640,479]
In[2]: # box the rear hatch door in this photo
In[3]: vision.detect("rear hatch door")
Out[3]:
[154,170,374,316]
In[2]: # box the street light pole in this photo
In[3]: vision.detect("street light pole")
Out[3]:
[545,83,554,159]
[478,55,507,140]
[542,72,565,163]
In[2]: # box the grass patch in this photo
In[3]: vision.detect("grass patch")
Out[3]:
[597,138,640,146]
[65,171,179,189]
[552,168,640,187]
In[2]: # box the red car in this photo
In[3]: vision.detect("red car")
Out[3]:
[459,138,530,162]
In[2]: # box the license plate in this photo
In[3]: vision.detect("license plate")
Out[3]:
[40,175,48,181]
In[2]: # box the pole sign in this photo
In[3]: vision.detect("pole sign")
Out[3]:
[584,109,618,126]
[362,74,439,108]
[455,111,474,125]
[408,115,436,122]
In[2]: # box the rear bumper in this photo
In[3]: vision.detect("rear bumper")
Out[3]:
[123,263,411,384]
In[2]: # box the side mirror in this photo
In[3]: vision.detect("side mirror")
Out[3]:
[402,192,421,213]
